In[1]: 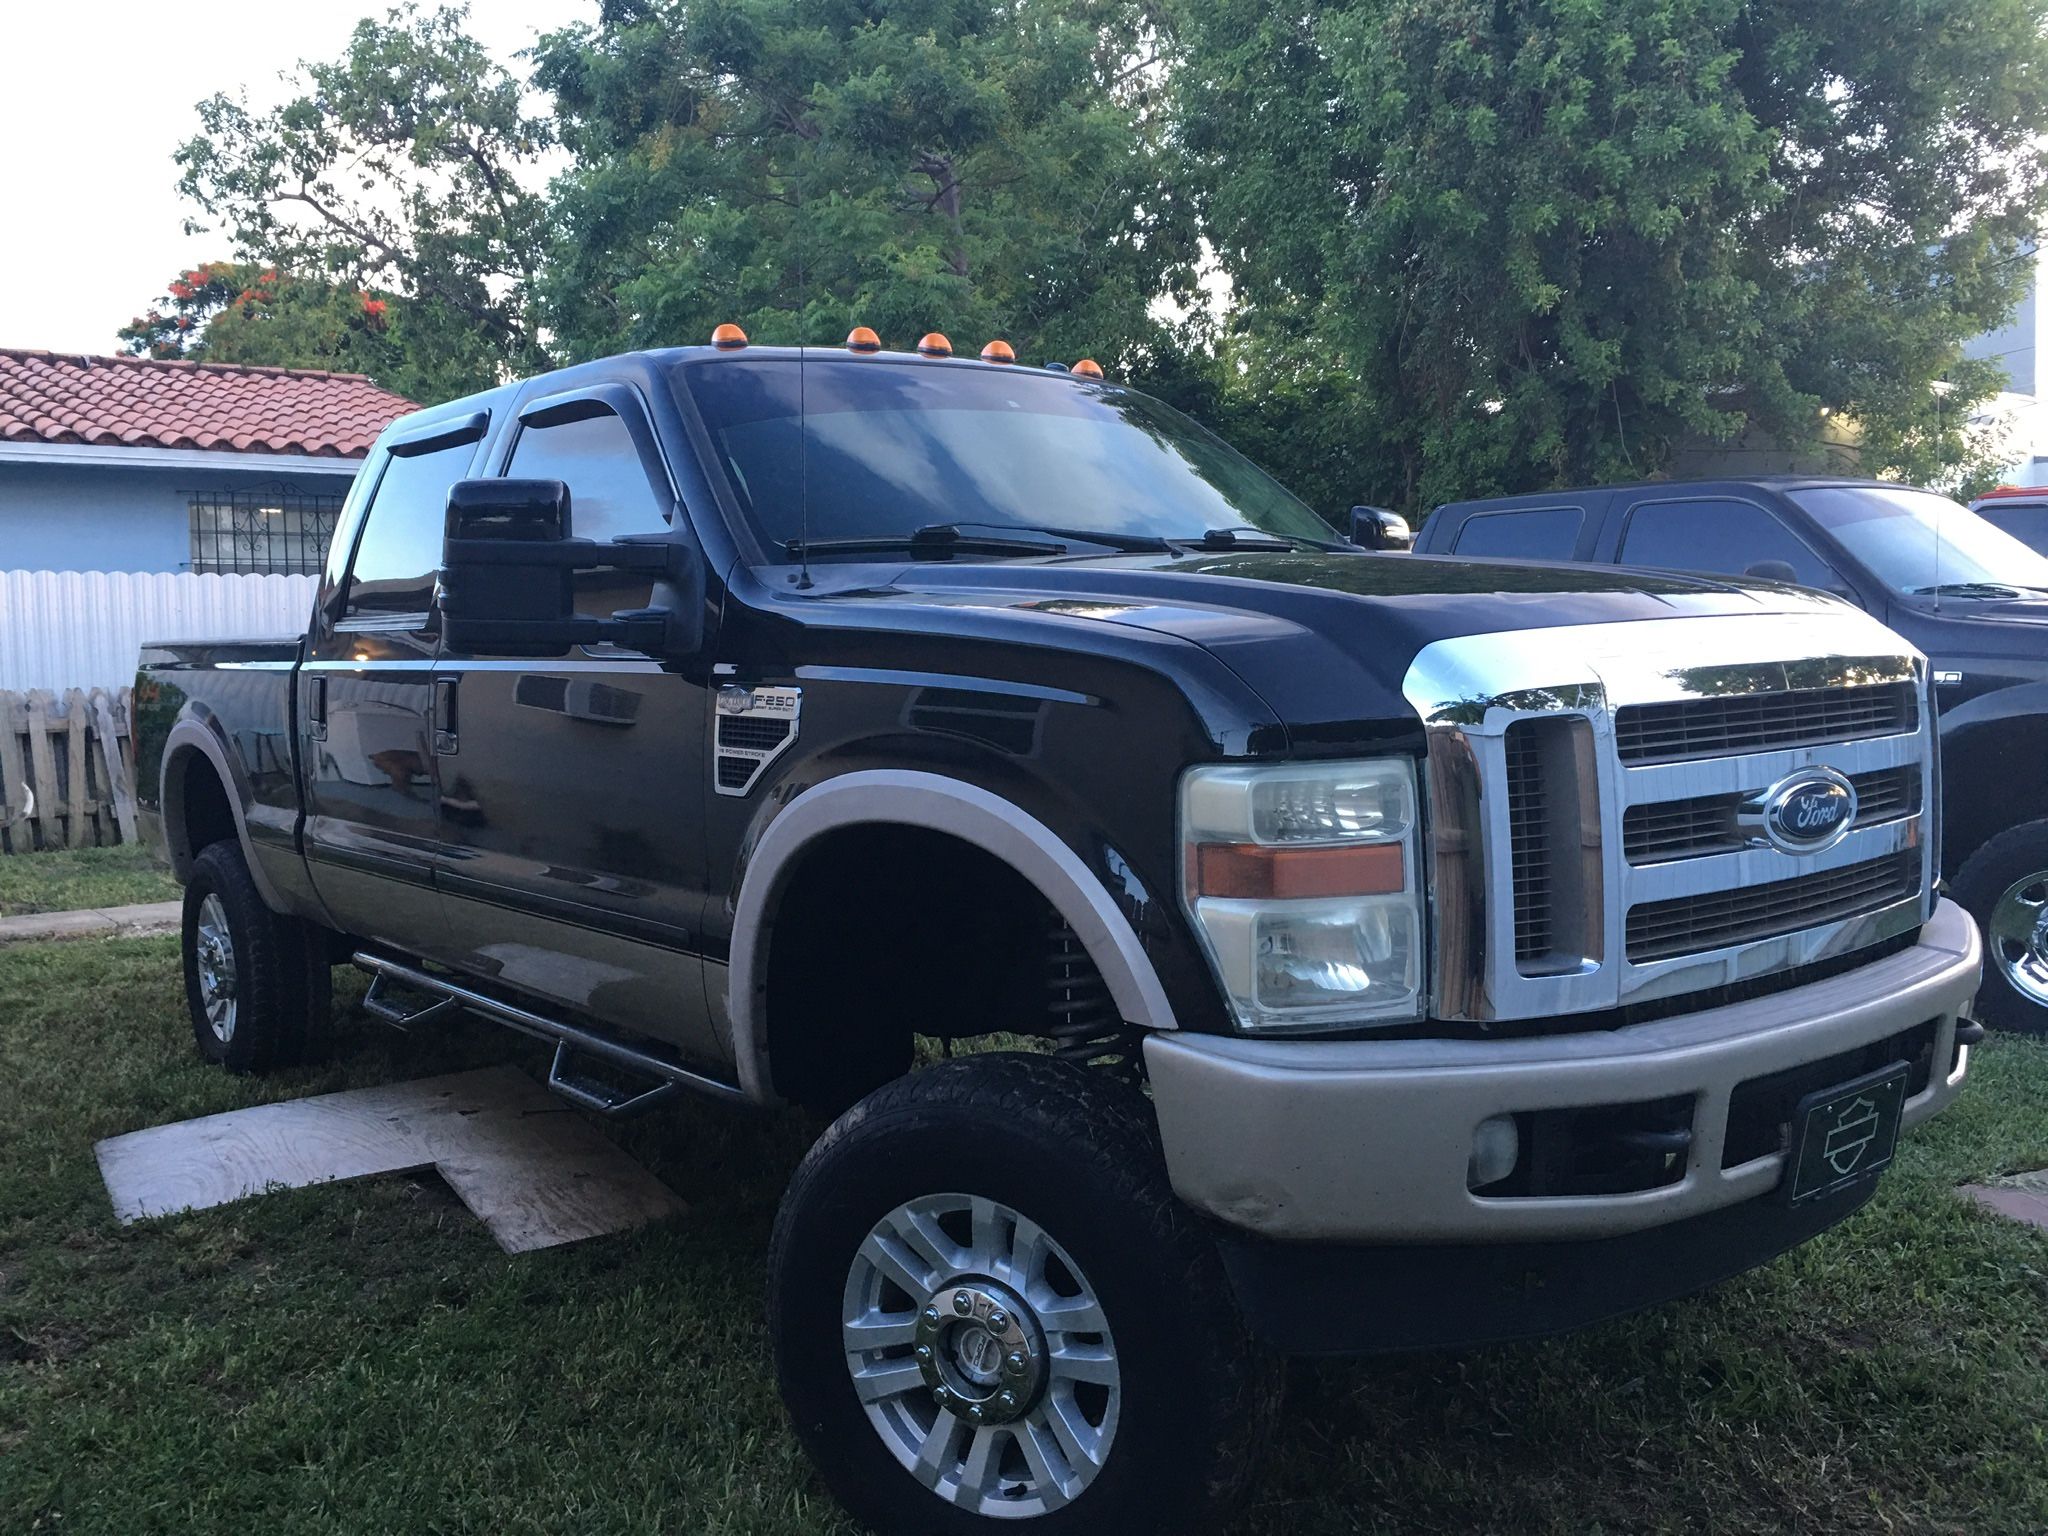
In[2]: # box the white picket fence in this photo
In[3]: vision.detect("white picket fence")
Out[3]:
[0,570,316,694]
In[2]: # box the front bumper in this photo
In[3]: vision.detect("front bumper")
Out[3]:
[1144,897,1981,1244]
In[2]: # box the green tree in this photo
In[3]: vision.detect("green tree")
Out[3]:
[1173,0,2048,513]
[531,0,1197,367]
[172,3,554,402]
[117,261,400,378]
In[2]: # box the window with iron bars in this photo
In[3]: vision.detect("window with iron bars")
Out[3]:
[189,489,345,575]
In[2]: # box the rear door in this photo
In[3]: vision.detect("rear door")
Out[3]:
[429,380,723,1063]
[299,414,486,950]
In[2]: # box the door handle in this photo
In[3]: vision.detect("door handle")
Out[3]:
[434,676,459,755]
[308,674,328,742]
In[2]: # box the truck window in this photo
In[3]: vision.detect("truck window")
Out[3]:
[505,407,668,544]
[1619,498,1841,589]
[1450,506,1583,559]
[344,441,474,618]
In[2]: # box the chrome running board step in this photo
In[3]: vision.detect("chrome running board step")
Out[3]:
[546,1041,679,1117]
[350,952,749,1112]
[360,970,463,1032]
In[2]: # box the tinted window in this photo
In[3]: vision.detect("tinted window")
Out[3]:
[1787,484,2048,596]
[1620,498,1842,589]
[1451,506,1584,559]
[1971,502,2048,558]
[505,408,668,544]
[345,442,474,616]
[675,357,1335,561]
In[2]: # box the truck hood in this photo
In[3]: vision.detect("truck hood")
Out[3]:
[803,550,1845,754]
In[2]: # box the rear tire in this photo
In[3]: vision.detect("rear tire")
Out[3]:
[768,1052,1275,1535]
[1953,818,2048,1036]
[180,841,329,1072]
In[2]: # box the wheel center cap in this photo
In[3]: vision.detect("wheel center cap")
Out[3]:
[913,1279,1043,1425]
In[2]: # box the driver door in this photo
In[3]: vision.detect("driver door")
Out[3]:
[429,381,722,1066]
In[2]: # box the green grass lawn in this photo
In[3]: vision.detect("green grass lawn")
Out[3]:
[2,938,2045,1535]
[0,844,180,918]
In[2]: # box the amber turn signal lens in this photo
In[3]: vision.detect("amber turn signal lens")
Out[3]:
[710,322,748,350]
[980,339,1017,364]
[1192,841,1404,901]
[846,325,881,353]
[917,332,953,357]
[1072,358,1104,379]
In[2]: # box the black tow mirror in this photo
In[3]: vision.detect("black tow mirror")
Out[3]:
[1348,505,1413,551]
[438,478,702,658]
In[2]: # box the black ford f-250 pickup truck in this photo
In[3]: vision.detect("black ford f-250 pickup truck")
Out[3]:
[136,336,1981,1534]
[1417,476,2048,1036]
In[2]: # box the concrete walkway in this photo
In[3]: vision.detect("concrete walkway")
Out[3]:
[0,900,181,945]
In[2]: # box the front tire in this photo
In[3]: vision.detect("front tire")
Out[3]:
[181,841,328,1072]
[768,1053,1273,1534]
[1953,819,2048,1036]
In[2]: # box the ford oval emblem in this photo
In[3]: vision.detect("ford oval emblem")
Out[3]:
[1750,769,1858,854]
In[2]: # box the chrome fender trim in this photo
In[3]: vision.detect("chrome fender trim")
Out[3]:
[725,769,1177,1103]
[160,714,291,911]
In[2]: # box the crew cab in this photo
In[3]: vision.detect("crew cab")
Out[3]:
[136,343,1981,1534]
[1417,475,2048,1036]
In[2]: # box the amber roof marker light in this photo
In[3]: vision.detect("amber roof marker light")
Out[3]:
[846,325,882,353]
[916,332,953,358]
[981,339,1017,364]
[1072,358,1104,380]
[711,322,748,350]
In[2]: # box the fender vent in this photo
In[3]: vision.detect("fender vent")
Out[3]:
[713,684,800,797]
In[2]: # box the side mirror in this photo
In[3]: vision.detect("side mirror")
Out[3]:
[1742,559,1800,584]
[438,478,702,657]
[1349,505,1413,551]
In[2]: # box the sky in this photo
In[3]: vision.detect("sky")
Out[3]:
[0,0,585,358]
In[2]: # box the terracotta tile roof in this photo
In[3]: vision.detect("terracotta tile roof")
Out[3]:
[0,348,416,459]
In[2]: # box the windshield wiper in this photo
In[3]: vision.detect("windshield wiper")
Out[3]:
[931,520,1179,553]
[1907,581,2028,598]
[784,524,1069,560]
[1176,525,1345,553]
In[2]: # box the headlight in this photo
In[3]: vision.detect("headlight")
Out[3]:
[1180,759,1423,1033]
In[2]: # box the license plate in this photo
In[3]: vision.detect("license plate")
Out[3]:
[1783,1062,1908,1206]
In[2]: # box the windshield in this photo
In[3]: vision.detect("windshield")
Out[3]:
[673,356,1334,561]
[1786,484,2048,597]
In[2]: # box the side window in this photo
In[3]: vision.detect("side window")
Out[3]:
[504,407,668,544]
[1619,498,1841,589]
[1452,506,1584,559]
[344,441,475,618]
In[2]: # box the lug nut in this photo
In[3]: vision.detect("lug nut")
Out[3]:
[933,1385,951,1403]
[967,1403,985,1421]
[987,1309,1008,1331]
[924,1305,942,1324]
[915,1344,932,1361]
[997,1390,1018,1410]
[1004,1351,1027,1375]
[953,1293,975,1316]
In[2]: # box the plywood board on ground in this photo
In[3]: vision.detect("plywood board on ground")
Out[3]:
[95,1064,685,1252]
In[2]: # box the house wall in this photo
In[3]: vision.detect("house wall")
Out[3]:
[1964,245,2043,399]
[0,458,360,574]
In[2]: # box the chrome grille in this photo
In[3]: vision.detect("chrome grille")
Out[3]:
[1614,682,1916,763]
[1405,610,1936,1024]
[1504,722,1551,963]
[1625,851,1920,963]
[1622,766,1921,864]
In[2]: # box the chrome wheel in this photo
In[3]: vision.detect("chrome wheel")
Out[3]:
[842,1192,1120,1518]
[1989,872,2048,1007]
[194,893,238,1043]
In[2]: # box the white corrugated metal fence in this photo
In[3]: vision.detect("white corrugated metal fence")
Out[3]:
[0,570,315,693]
